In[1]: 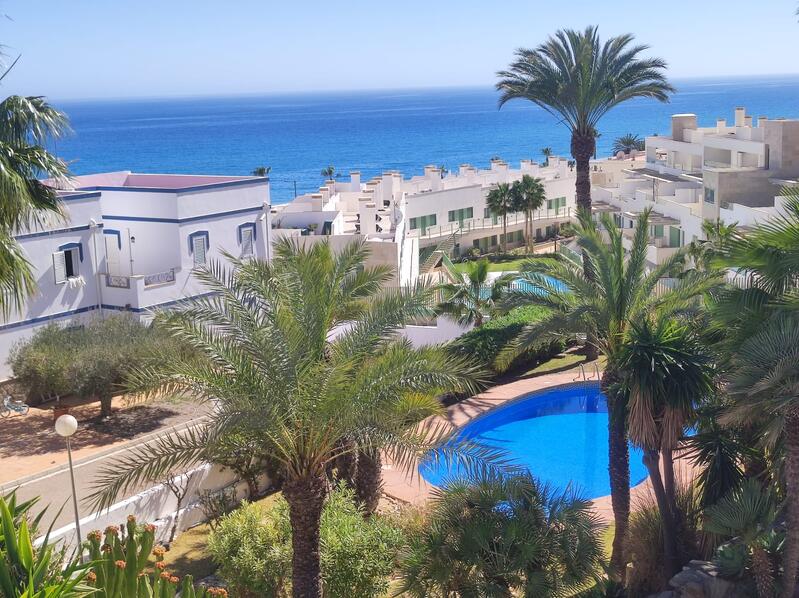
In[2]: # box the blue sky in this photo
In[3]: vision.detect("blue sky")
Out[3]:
[3,0,799,100]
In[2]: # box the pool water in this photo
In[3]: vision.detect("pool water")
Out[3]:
[420,382,648,499]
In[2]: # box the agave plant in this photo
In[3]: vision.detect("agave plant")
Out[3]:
[0,493,93,597]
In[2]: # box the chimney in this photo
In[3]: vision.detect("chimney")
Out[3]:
[459,164,471,176]
[671,113,697,142]
[734,107,746,127]
[350,171,361,191]
[744,115,753,127]
[758,116,768,127]
[716,118,727,133]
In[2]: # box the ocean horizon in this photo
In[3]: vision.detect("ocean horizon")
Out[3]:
[53,74,799,203]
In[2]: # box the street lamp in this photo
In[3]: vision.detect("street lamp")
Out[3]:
[54,414,82,546]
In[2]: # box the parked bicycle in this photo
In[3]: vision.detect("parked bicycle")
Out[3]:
[0,395,29,418]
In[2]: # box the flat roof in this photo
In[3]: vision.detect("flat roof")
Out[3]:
[591,200,619,213]
[624,210,680,225]
[51,171,269,194]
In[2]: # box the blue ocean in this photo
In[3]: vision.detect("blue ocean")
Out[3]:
[53,75,799,204]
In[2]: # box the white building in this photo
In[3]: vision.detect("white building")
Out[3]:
[273,156,583,282]
[593,107,799,267]
[0,172,271,377]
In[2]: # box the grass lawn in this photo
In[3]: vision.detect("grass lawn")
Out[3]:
[452,257,529,273]
[162,492,282,580]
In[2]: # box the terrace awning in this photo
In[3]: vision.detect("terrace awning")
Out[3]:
[622,210,680,225]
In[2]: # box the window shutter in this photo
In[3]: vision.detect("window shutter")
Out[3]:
[193,236,207,266]
[241,228,254,255]
[53,251,66,284]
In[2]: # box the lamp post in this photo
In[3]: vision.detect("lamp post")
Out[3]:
[54,414,82,546]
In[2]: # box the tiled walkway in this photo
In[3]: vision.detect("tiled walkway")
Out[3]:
[382,368,695,523]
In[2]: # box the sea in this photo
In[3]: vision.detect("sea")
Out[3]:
[52,75,799,204]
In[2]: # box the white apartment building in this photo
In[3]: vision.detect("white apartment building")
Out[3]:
[593,107,799,267]
[272,156,586,282]
[0,172,271,377]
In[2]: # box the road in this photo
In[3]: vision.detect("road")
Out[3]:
[2,418,205,533]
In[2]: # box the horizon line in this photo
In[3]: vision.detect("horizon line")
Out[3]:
[50,72,799,104]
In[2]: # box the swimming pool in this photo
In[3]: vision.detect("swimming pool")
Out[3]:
[420,382,648,499]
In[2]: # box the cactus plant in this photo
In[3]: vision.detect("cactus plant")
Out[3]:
[84,514,224,598]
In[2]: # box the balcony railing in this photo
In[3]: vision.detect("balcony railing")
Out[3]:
[106,274,130,289]
[408,207,572,240]
[144,268,176,287]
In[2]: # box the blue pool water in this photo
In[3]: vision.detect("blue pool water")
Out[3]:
[420,382,648,499]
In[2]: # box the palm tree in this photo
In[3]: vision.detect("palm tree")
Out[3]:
[687,219,738,273]
[0,94,70,315]
[251,165,271,177]
[395,472,604,597]
[87,239,485,598]
[612,133,645,156]
[497,208,721,581]
[725,313,799,598]
[497,26,674,210]
[704,480,779,598]
[511,175,547,252]
[540,146,553,166]
[485,182,514,253]
[436,258,509,328]
[617,314,714,578]
[321,165,336,179]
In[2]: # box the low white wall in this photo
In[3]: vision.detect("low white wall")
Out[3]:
[42,463,269,550]
[401,316,472,346]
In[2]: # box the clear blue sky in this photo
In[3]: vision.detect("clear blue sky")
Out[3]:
[3,0,799,100]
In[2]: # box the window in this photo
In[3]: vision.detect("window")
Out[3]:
[53,243,82,284]
[447,207,473,223]
[188,231,210,266]
[704,187,715,205]
[408,214,436,231]
[238,223,256,256]
[547,196,567,211]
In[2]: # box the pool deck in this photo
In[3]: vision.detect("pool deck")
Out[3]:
[381,368,695,523]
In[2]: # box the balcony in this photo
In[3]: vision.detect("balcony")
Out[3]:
[102,268,183,311]
[406,207,572,240]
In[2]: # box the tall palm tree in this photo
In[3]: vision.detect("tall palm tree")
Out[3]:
[617,314,714,578]
[321,165,336,179]
[497,27,674,210]
[725,313,799,598]
[251,165,271,177]
[486,182,514,253]
[395,472,604,597]
[497,208,721,581]
[436,258,509,328]
[87,239,485,598]
[540,146,552,166]
[611,133,645,156]
[511,175,547,252]
[0,94,70,315]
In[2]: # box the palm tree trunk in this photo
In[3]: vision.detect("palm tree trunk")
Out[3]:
[662,447,677,514]
[602,370,630,584]
[283,474,327,598]
[332,437,357,488]
[355,448,383,516]
[642,449,680,579]
[502,215,507,253]
[780,405,799,598]
[571,131,595,211]
[751,544,775,598]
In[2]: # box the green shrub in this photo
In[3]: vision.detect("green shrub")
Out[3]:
[9,314,184,415]
[448,305,562,373]
[208,486,404,598]
[625,486,702,598]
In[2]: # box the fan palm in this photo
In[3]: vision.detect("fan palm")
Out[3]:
[611,133,645,156]
[497,208,721,581]
[0,93,70,315]
[704,480,779,598]
[436,258,509,328]
[497,26,674,210]
[86,239,486,598]
[617,314,715,578]
[725,313,799,598]
[394,472,604,597]
[252,165,271,177]
[320,165,336,179]
[511,175,547,252]
[486,182,515,253]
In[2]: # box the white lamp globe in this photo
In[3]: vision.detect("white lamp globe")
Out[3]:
[55,414,78,437]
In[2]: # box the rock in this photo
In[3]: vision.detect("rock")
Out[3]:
[669,569,705,589]
[680,581,706,598]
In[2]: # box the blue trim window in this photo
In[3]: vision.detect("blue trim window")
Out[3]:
[53,242,83,283]
[188,231,210,266]
[237,223,256,256]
